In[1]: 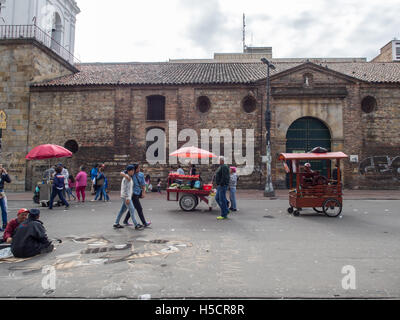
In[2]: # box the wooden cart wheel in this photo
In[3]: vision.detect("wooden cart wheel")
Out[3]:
[179,194,198,211]
[322,198,342,217]
[287,207,294,214]
[313,207,324,213]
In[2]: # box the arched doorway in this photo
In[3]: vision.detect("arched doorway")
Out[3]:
[285,117,331,187]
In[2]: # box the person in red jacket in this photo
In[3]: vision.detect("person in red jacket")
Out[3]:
[2,208,29,244]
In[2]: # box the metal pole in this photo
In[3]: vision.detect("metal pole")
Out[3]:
[264,62,275,197]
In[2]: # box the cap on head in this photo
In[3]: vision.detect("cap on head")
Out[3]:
[17,208,29,215]
[126,164,135,172]
[230,166,237,172]
[29,208,41,216]
[304,163,311,168]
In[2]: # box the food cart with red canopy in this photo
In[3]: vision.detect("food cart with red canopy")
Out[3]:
[278,151,348,217]
[167,146,217,211]
[166,174,214,211]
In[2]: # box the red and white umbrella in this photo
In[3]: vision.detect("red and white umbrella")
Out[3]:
[169,146,217,159]
[25,144,72,160]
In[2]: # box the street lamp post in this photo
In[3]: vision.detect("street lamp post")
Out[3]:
[261,58,275,197]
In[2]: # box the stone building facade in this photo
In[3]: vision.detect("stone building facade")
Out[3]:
[1,37,400,191]
[0,39,75,191]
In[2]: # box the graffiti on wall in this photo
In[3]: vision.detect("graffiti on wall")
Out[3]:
[359,156,400,179]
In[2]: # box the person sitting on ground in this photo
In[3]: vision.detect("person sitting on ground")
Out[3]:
[11,209,54,258]
[2,208,29,244]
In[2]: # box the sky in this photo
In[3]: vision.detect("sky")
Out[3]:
[74,0,400,63]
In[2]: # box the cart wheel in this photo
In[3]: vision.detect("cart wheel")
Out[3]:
[179,194,197,211]
[313,207,324,213]
[293,210,300,217]
[287,207,294,214]
[322,198,342,217]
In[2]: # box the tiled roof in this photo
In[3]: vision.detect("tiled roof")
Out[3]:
[31,61,400,87]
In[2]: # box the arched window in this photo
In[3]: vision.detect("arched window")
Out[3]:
[147,95,165,121]
[361,96,377,114]
[196,96,211,113]
[64,140,79,153]
[51,12,63,53]
[242,95,257,113]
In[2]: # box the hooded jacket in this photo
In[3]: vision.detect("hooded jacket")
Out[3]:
[215,164,230,187]
[0,172,11,191]
[11,217,52,258]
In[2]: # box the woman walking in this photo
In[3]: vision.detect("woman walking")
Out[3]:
[229,167,238,212]
[75,166,88,202]
[94,165,107,201]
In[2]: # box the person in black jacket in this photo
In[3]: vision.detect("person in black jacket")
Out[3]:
[0,164,11,231]
[49,166,69,210]
[11,209,54,258]
[214,157,230,220]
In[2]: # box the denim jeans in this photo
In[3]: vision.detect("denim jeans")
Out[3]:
[49,188,69,209]
[94,185,107,200]
[115,198,138,226]
[215,185,229,217]
[0,196,7,228]
[65,187,76,200]
[229,187,237,210]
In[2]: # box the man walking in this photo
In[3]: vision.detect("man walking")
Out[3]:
[113,165,143,229]
[215,156,230,220]
[122,164,151,227]
[49,166,69,210]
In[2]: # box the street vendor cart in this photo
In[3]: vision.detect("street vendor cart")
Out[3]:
[25,144,72,207]
[167,146,218,212]
[278,151,348,217]
[166,173,215,211]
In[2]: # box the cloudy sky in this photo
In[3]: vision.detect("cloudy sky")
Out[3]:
[74,0,400,63]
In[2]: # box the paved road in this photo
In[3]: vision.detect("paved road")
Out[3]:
[0,195,399,299]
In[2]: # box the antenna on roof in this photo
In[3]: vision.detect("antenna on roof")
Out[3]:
[243,13,246,52]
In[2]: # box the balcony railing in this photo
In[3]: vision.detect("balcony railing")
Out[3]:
[0,24,79,64]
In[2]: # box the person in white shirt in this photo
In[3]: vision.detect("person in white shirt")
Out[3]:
[229,167,238,212]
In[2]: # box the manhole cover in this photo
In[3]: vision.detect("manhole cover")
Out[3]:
[150,240,169,244]
[263,215,275,219]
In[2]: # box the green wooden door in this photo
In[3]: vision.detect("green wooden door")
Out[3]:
[286,117,331,188]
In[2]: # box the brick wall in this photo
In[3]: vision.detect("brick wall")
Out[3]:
[28,84,267,190]
[0,40,74,191]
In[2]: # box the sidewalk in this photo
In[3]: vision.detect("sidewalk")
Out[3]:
[5,189,400,201]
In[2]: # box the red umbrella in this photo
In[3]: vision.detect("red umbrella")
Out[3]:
[25,144,72,160]
[169,146,217,159]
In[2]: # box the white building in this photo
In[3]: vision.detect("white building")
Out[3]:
[0,0,80,62]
